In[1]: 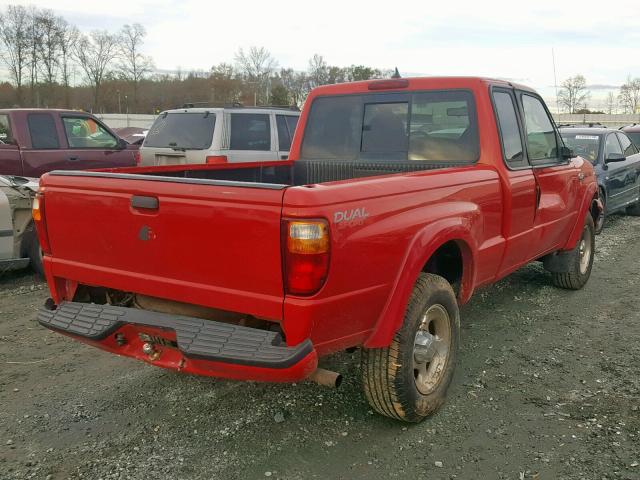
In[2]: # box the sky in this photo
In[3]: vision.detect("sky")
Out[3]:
[8,0,640,110]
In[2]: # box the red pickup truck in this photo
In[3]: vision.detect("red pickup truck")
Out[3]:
[0,109,137,177]
[34,77,601,422]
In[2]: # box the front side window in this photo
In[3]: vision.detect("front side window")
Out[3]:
[492,90,525,167]
[63,117,118,149]
[605,133,623,157]
[625,131,640,148]
[230,113,270,151]
[560,133,600,164]
[617,132,637,156]
[0,114,13,145]
[28,113,59,149]
[521,94,558,163]
[300,90,479,163]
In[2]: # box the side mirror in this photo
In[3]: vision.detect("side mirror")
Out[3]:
[605,153,626,163]
[116,138,128,150]
[560,145,574,159]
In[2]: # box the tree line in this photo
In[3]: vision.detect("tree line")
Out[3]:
[0,5,391,114]
[558,74,640,115]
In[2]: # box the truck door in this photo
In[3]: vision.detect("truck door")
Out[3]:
[519,92,580,256]
[224,112,276,163]
[20,112,69,177]
[58,115,135,169]
[0,113,22,176]
[491,88,538,274]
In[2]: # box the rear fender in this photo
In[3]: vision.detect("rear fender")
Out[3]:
[562,182,598,251]
[364,218,476,348]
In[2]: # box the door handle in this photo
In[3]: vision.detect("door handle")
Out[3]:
[280,155,289,160]
[68,156,79,161]
[131,195,159,210]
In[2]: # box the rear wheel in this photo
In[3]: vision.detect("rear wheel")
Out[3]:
[361,273,460,423]
[551,214,595,290]
[626,187,640,216]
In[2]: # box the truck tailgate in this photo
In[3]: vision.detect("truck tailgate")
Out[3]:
[41,172,287,320]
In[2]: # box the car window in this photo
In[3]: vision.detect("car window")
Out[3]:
[300,90,479,163]
[492,90,526,168]
[605,133,623,157]
[145,112,215,149]
[230,113,271,151]
[0,114,14,145]
[521,94,558,163]
[276,115,300,151]
[625,132,640,148]
[560,133,600,164]
[63,117,118,149]
[617,132,637,156]
[28,113,59,149]
[362,102,408,153]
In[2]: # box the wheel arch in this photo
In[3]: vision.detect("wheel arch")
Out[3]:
[364,219,476,349]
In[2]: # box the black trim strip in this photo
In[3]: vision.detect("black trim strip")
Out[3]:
[48,170,289,190]
[0,229,13,238]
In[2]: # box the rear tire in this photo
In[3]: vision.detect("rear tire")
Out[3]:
[626,188,640,216]
[551,214,595,290]
[361,273,460,423]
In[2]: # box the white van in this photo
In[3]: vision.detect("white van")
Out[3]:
[139,105,300,166]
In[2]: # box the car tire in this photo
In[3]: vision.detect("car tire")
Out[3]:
[626,188,640,216]
[28,235,44,277]
[361,273,460,423]
[594,189,606,234]
[551,214,595,290]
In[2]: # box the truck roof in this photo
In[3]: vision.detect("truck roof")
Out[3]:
[309,76,538,96]
[0,108,95,115]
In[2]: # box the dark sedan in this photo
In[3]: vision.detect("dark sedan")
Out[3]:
[560,127,640,233]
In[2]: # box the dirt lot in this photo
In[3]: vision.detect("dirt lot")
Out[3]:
[1,215,639,480]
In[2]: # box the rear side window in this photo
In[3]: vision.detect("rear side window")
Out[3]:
[521,94,558,163]
[605,133,622,156]
[617,132,637,156]
[0,114,13,145]
[492,90,526,168]
[28,113,59,149]
[276,115,299,151]
[62,117,118,148]
[145,113,215,149]
[626,132,640,147]
[301,90,479,163]
[230,113,271,151]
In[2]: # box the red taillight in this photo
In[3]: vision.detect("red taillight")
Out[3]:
[367,79,409,90]
[32,192,51,254]
[206,155,228,164]
[283,219,330,296]
[134,150,141,166]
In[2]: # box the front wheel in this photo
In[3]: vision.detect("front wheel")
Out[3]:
[361,273,460,423]
[551,214,595,290]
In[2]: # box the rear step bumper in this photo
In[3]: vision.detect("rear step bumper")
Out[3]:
[38,301,318,382]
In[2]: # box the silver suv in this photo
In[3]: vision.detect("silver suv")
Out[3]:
[139,105,300,166]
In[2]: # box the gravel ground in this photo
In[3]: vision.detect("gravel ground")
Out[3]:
[1,214,639,480]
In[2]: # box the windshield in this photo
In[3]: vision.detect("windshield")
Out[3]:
[625,132,640,148]
[144,112,215,149]
[560,133,601,163]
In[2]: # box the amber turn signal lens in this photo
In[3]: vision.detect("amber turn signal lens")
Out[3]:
[32,196,42,221]
[287,221,329,254]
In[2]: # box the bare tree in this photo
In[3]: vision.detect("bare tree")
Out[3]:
[618,77,640,114]
[235,46,277,104]
[36,9,62,86]
[558,75,590,113]
[74,30,119,111]
[307,54,328,89]
[58,19,79,107]
[606,91,617,115]
[26,6,45,104]
[0,5,31,104]
[118,23,154,111]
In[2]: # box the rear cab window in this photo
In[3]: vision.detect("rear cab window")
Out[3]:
[62,117,118,148]
[300,90,479,164]
[28,113,60,149]
[491,89,527,168]
[0,114,14,145]
[230,113,271,151]
[145,112,216,150]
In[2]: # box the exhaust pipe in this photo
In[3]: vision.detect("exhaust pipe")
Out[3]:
[308,368,342,388]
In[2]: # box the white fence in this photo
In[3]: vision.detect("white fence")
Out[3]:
[96,113,156,129]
